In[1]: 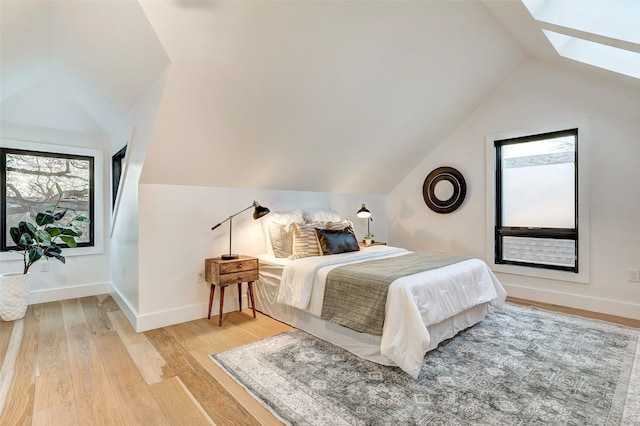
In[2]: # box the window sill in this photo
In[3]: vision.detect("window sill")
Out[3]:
[0,245,104,262]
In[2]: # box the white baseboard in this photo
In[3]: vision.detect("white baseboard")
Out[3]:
[132,294,250,333]
[503,283,640,320]
[109,285,140,330]
[28,282,112,305]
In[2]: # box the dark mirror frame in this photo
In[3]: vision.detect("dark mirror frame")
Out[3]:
[422,166,466,214]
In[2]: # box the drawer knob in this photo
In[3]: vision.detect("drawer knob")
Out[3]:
[237,264,242,268]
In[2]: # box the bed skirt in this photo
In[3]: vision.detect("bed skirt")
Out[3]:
[254,259,488,367]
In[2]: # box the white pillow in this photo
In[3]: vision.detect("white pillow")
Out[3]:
[261,209,305,256]
[304,210,342,223]
[269,222,294,258]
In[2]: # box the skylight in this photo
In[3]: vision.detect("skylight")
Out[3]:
[543,30,640,80]
[522,0,640,80]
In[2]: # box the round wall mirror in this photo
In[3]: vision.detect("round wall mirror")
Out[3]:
[422,166,466,213]
[433,179,454,201]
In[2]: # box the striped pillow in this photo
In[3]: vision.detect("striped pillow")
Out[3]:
[290,223,322,259]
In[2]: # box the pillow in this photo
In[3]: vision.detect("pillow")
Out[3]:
[304,210,342,223]
[312,219,354,231]
[315,227,360,255]
[290,223,322,259]
[261,209,304,256]
[269,222,294,258]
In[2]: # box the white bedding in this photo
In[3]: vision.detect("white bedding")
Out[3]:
[271,245,507,378]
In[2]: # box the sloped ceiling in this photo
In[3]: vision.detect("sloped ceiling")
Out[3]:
[5,1,635,195]
[482,0,640,90]
[0,0,170,134]
[138,0,527,193]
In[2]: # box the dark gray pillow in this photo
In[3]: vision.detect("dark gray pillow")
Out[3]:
[315,227,360,255]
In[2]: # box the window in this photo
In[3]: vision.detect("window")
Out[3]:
[522,0,640,81]
[1,148,95,251]
[112,145,127,209]
[494,129,578,272]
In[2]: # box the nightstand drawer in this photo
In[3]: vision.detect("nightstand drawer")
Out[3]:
[219,259,258,274]
[219,269,259,285]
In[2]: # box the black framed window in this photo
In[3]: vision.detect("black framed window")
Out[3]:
[112,145,127,209]
[1,148,95,250]
[495,129,578,272]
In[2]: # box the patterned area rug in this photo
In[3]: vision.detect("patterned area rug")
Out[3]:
[211,304,639,425]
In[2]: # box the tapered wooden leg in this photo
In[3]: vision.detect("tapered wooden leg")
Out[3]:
[208,284,215,320]
[218,285,225,326]
[247,281,256,319]
[237,283,242,312]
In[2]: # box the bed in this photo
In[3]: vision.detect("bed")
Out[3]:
[253,210,507,378]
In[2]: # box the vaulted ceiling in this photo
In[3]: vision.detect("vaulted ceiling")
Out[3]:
[1,1,637,194]
[0,0,170,134]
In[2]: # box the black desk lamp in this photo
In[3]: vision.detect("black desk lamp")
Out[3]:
[211,201,270,260]
[356,203,372,238]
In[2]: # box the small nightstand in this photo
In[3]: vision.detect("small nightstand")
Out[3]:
[359,241,387,247]
[204,255,259,326]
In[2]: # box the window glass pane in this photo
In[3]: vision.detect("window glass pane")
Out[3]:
[502,236,576,268]
[501,135,575,228]
[5,151,92,247]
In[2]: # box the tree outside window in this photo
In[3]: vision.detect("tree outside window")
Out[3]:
[1,148,94,250]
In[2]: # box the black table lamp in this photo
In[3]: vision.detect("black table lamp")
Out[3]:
[211,201,270,260]
[356,203,373,237]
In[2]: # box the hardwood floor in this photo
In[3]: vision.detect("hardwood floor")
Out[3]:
[0,295,291,426]
[506,296,640,328]
[0,295,637,425]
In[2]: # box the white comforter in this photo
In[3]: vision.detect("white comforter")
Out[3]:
[276,246,507,378]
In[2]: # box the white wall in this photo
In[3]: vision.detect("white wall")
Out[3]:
[108,68,169,326]
[135,184,387,331]
[0,123,111,302]
[388,59,640,320]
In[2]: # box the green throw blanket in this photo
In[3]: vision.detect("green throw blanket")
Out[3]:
[321,253,469,335]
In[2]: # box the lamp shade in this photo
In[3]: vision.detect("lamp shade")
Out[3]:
[252,202,270,219]
[356,203,371,218]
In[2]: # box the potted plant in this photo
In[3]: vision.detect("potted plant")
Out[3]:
[363,232,374,246]
[0,184,89,321]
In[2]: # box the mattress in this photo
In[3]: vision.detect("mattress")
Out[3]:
[254,247,505,378]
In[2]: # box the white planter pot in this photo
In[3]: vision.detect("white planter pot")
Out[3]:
[0,272,30,321]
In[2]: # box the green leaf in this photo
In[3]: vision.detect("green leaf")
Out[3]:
[39,240,55,249]
[19,222,36,237]
[19,233,34,247]
[29,247,43,263]
[47,244,62,254]
[62,228,80,237]
[60,236,77,247]
[48,253,65,264]
[36,212,55,226]
[46,227,62,237]
[53,209,68,221]
[74,216,91,223]
[9,227,21,245]
[35,229,51,243]
[55,183,63,196]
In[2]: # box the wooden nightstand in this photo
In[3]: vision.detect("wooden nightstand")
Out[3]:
[204,255,259,326]
[359,241,387,247]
